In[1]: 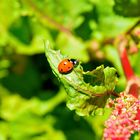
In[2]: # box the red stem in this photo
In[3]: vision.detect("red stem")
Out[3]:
[119,46,134,80]
[117,36,139,98]
[128,82,139,98]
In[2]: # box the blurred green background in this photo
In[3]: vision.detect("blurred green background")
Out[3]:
[0,0,140,140]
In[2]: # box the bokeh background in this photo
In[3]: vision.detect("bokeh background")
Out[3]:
[0,0,140,140]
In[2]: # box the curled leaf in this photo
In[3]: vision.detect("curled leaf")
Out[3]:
[45,41,118,116]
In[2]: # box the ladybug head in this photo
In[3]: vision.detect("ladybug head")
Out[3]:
[69,59,79,66]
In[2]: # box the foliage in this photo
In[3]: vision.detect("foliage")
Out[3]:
[45,41,117,116]
[0,0,140,139]
[114,0,140,17]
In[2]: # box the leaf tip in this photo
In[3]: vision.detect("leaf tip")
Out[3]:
[44,40,51,50]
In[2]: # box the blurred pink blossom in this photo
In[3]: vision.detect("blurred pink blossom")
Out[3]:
[104,92,140,140]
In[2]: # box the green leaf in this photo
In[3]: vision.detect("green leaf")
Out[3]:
[83,65,105,86]
[104,67,118,91]
[84,65,117,91]
[113,0,140,17]
[94,0,137,38]
[27,0,92,29]
[45,41,118,116]
[0,85,66,120]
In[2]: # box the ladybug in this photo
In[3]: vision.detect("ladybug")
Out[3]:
[58,59,78,74]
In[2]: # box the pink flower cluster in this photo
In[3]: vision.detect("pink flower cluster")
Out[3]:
[104,92,140,140]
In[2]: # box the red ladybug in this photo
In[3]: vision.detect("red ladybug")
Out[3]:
[58,59,78,74]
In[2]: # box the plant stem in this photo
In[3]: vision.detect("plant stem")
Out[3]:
[117,36,139,98]
[26,0,72,35]
[125,20,140,35]
[119,45,134,80]
[128,82,139,98]
[117,36,135,80]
